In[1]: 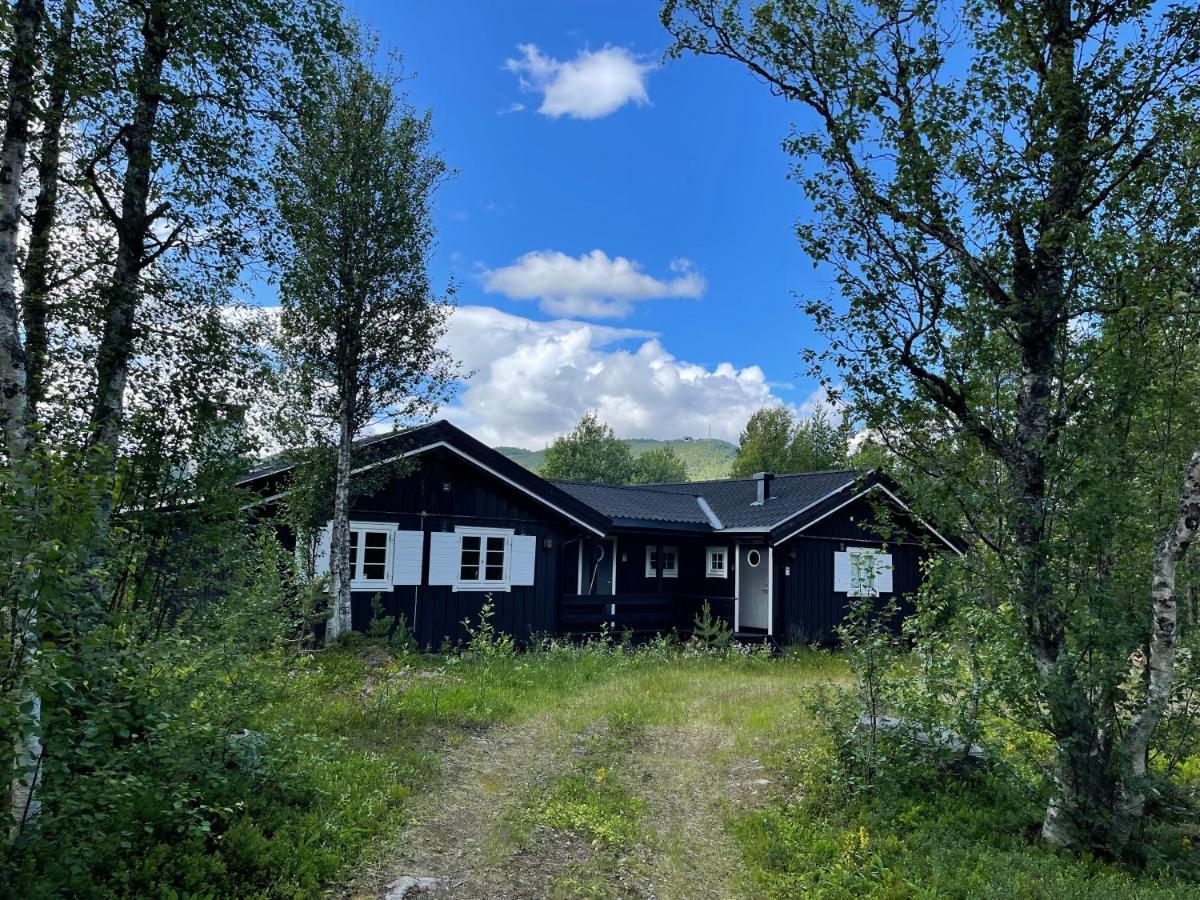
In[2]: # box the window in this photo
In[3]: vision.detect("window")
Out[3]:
[456,527,512,589]
[706,546,728,578]
[746,549,762,568]
[348,524,393,589]
[645,545,678,578]
[834,548,893,597]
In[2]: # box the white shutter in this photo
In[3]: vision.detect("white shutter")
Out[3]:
[392,530,425,586]
[427,532,460,586]
[875,553,893,593]
[510,535,537,586]
[833,551,850,592]
[313,521,333,578]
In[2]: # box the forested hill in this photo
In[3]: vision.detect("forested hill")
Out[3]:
[496,437,738,481]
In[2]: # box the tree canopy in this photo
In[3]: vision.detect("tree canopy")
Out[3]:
[730,406,850,477]
[665,0,1200,854]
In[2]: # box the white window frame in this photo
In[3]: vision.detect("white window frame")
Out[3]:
[706,545,729,579]
[454,526,514,592]
[645,545,679,579]
[839,547,891,597]
[348,522,395,591]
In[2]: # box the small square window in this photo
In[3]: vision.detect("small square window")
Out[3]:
[706,546,728,578]
[645,545,679,578]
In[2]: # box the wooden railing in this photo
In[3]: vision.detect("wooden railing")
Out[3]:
[559,593,734,639]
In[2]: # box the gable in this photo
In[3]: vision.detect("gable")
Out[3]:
[773,481,962,553]
[238,420,608,536]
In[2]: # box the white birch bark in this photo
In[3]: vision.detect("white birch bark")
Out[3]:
[1110,443,1200,848]
[326,391,355,640]
[3,0,45,835]
[0,0,42,454]
[10,612,43,834]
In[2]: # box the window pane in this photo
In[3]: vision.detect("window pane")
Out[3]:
[486,535,506,552]
[664,550,677,570]
[649,550,658,569]
[485,564,504,581]
[362,534,388,580]
[460,534,482,582]
[349,531,358,572]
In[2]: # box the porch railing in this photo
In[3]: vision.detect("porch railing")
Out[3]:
[558,593,734,639]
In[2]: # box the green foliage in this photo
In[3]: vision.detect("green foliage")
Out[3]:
[665,0,1200,852]
[734,775,1200,899]
[502,436,737,481]
[269,43,457,443]
[730,406,851,478]
[629,438,735,480]
[691,599,733,650]
[534,770,645,847]
[462,597,516,659]
[540,412,637,484]
[630,444,689,483]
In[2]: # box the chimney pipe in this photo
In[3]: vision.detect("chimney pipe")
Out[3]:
[754,471,774,504]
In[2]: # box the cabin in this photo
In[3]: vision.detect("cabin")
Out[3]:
[238,420,960,647]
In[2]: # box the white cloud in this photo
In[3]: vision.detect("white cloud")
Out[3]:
[505,44,653,119]
[440,305,804,448]
[482,249,705,319]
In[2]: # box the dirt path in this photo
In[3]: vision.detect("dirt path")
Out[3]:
[352,674,780,900]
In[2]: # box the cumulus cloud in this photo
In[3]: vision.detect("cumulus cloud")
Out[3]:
[505,44,653,119]
[440,305,804,448]
[482,249,705,319]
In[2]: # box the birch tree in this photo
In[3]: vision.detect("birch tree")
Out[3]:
[271,49,457,641]
[0,0,43,456]
[664,0,1200,852]
[20,0,76,423]
[75,0,340,498]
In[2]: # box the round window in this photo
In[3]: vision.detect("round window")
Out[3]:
[746,549,761,567]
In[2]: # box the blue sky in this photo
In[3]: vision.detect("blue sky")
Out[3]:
[341,0,831,447]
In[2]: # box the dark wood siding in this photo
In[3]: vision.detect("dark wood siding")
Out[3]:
[345,449,586,648]
[776,496,930,643]
[609,535,737,603]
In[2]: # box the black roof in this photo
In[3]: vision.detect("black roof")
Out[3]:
[636,470,862,529]
[239,420,951,547]
[548,480,716,529]
[551,470,862,532]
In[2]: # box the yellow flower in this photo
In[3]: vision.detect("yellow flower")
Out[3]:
[596,767,607,785]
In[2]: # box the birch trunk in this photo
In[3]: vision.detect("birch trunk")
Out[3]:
[326,386,355,640]
[0,0,43,454]
[1108,444,1200,849]
[10,611,43,835]
[22,0,77,423]
[88,2,169,475]
[2,0,45,836]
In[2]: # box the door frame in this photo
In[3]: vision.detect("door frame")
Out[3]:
[734,541,773,635]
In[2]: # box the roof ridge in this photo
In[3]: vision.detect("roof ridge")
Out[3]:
[637,468,862,487]
[546,478,702,496]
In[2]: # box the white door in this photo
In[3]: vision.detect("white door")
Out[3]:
[738,544,770,630]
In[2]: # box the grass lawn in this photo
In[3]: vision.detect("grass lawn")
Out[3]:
[237,639,1200,899]
[23,637,1197,897]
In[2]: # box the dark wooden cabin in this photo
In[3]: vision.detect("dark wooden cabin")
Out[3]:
[238,420,960,648]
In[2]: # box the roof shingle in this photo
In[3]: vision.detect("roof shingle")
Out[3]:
[550,470,861,531]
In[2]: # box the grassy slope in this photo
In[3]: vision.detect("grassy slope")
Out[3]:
[46,640,1196,897]
[270,644,1197,898]
[496,437,738,481]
